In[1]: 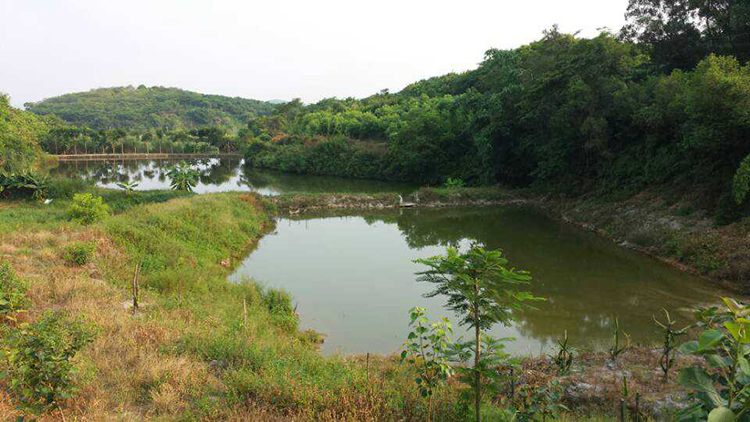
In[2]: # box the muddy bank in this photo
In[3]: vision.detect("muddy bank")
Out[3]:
[505,346,699,418]
[267,188,525,213]
[536,192,750,292]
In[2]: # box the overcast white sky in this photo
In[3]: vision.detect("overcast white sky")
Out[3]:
[1,0,629,108]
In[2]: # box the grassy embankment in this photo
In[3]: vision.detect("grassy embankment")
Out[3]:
[0,186,472,420]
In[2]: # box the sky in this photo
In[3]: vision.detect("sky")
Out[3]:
[1,0,629,108]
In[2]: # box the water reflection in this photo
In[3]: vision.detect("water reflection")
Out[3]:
[50,158,417,195]
[231,206,729,356]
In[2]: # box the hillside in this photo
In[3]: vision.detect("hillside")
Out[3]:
[24,85,276,132]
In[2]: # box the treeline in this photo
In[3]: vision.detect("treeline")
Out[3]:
[42,126,240,155]
[242,1,750,224]
[25,85,276,132]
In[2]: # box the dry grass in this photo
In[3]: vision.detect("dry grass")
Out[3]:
[0,226,222,419]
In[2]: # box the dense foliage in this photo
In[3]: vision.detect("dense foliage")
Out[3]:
[0,94,45,174]
[25,86,276,132]
[3,311,94,413]
[242,28,750,223]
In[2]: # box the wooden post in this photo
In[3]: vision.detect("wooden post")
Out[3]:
[132,262,140,312]
[243,298,248,327]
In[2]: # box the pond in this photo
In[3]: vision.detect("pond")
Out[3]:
[55,158,729,357]
[50,158,416,195]
[229,206,729,356]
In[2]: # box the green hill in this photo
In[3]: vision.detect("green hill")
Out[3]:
[24,85,276,132]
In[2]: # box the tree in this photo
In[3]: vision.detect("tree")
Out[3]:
[0,94,45,173]
[621,0,750,71]
[415,244,543,422]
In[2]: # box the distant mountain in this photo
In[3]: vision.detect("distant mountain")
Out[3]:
[25,86,277,132]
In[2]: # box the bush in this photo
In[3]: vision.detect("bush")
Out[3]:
[0,172,50,200]
[0,261,28,322]
[444,177,466,189]
[62,242,95,266]
[3,311,95,413]
[262,287,294,315]
[715,191,746,226]
[68,193,110,225]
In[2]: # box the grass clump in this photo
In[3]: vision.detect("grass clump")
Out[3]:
[68,193,110,225]
[2,311,95,413]
[0,261,28,322]
[62,241,95,266]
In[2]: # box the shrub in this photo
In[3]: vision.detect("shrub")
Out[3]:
[444,177,465,189]
[0,261,28,322]
[0,172,50,200]
[68,193,110,224]
[62,242,95,266]
[2,311,95,413]
[715,191,746,226]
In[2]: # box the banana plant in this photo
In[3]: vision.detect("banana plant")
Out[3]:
[166,162,199,192]
[115,180,139,196]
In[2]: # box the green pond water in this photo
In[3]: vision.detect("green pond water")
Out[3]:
[56,159,729,356]
[229,207,729,356]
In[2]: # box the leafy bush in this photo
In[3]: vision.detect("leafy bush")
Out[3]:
[0,261,28,322]
[67,193,110,224]
[62,242,95,266]
[444,178,465,189]
[400,307,454,421]
[0,172,50,200]
[715,191,746,226]
[261,287,293,315]
[2,311,95,413]
[677,298,750,420]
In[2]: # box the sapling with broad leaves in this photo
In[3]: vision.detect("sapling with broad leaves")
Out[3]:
[653,308,692,382]
[401,307,454,422]
[677,298,750,421]
[415,243,544,422]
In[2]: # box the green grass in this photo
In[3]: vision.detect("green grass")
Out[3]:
[94,192,445,419]
[0,186,191,234]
